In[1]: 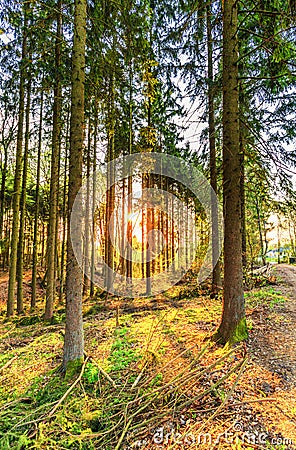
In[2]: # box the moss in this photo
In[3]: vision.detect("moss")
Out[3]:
[64,357,84,380]
[231,317,248,344]
[212,317,248,345]
[16,315,41,327]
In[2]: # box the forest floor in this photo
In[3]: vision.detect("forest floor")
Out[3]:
[0,264,295,449]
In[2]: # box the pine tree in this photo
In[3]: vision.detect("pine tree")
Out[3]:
[214,0,248,344]
[7,1,30,316]
[63,0,87,370]
[45,0,63,320]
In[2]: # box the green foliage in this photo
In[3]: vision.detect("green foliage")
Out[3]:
[16,315,41,327]
[108,327,141,373]
[149,373,163,386]
[83,362,99,384]
[48,311,65,325]
[245,287,286,309]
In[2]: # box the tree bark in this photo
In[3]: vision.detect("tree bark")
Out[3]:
[90,105,98,297]
[7,3,29,316]
[126,66,133,289]
[31,90,44,309]
[45,0,62,320]
[59,108,70,302]
[214,0,248,344]
[63,0,86,371]
[0,144,9,244]
[255,196,266,266]
[105,74,115,293]
[240,138,247,269]
[83,117,91,296]
[206,3,221,294]
[16,70,32,314]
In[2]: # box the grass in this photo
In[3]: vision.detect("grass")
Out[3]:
[245,287,286,309]
[0,292,233,449]
[0,278,295,448]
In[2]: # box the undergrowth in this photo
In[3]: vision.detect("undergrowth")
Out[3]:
[245,287,286,309]
[0,296,248,449]
[0,276,294,449]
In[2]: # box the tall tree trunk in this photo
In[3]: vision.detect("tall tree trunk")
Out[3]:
[63,0,86,370]
[45,0,62,320]
[277,214,281,264]
[120,172,126,276]
[31,90,44,309]
[171,193,175,273]
[126,67,133,289]
[7,3,29,316]
[240,142,247,268]
[16,71,32,314]
[59,108,70,302]
[145,174,152,295]
[238,80,247,270]
[0,145,8,244]
[90,106,98,298]
[206,3,221,294]
[255,197,266,265]
[105,74,115,293]
[214,0,248,344]
[83,117,91,296]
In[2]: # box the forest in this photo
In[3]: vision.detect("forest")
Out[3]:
[0,0,296,448]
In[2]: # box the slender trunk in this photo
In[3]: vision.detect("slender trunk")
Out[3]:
[146,175,151,296]
[41,221,45,268]
[215,0,247,344]
[125,11,134,290]
[63,0,87,370]
[55,141,61,293]
[277,215,281,264]
[59,108,70,302]
[90,107,98,297]
[16,71,32,314]
[185,197,189,268]
[165,178,170,270]
[83,117,91,296]
[120,174,126,275]
[240,142,247,268]
[105,74,115,292]
[0,145,8,243]
[238,80,247,270]
[255,197,266,265]
[7,3,29,316]
[3,216,10,270]
[31,91,43,309]
[45,0,62,320]
[171,193,175,273]
[207,4,221,293]
[141,175,145,279]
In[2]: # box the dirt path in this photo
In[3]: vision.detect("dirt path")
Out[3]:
[275,263,296,300]
[243,264,296,447]
[268,264,296,386]
[248,264,296,384]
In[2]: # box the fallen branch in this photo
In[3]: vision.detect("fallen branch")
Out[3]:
[47,357,89,418]
[131,361,148,389]
[114,418,132,450]
[84,352,117,388]
[0,356,18,373]
[232,397,277,406]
